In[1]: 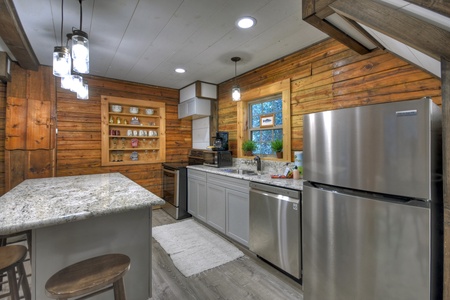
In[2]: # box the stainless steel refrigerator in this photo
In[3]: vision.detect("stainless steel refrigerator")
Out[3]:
[302,97,443,300]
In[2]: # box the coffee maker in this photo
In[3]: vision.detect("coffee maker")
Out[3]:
[212,132,228,151]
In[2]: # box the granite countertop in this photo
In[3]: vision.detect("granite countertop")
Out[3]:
[0,173,165,235]
[187,165,304,190]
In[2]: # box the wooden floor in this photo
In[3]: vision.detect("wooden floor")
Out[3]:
[151,209,304,300]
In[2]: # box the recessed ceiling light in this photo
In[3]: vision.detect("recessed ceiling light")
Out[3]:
[175,68,186,73]
[237,16,256,29]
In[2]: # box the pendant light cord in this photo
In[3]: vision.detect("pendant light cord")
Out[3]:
[60,0,64,46]
[234,61,237,85]
[79,0,83,31]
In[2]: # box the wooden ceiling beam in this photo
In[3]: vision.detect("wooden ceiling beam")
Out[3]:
[405,0,450,18]
[303,14,370,55]
[0,0,39,71]
[302,0,372,55]
[330,0,450,61]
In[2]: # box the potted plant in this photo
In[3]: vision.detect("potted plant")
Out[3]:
[271,139,283,158]
[242,140,257,156]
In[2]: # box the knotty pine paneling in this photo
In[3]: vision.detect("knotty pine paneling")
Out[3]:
[217,38,442,158]
[55,71,186,197]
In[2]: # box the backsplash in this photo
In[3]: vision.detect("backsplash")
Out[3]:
[233,158,296,175]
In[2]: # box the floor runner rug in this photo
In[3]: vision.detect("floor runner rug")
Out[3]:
[153,219,244,277]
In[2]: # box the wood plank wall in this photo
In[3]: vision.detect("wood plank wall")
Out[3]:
[217,38,442,155]
[55,73,191,197]
[0,81,5,195]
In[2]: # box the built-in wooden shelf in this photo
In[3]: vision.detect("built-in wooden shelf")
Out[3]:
[101,95,166,166]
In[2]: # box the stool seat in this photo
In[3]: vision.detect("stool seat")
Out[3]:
[0,245,31,300]
[0,245,27,272]
[45,253,130,300]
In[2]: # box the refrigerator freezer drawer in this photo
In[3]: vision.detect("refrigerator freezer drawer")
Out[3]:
[303,184,431,300]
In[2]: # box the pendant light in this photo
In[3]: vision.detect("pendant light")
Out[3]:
[71,0,89,74]
[54,0,89,99]
[231,57,241,101]
[53,0,71,77]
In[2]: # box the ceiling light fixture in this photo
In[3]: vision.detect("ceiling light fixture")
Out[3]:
[175,68,186,73]
[237,16,256,29]
[53,0,89,99]
[53,0,71,77]
[231,57,241,101]
[71,0,89,74]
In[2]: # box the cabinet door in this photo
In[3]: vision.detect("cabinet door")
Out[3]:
[226,189,249,246]
[187,177,207,222]
[197,180,207,223]
[206,183,226,233]
[187,177,199,217]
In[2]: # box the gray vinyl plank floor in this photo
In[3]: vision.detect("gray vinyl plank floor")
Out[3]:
[151,209,304,300]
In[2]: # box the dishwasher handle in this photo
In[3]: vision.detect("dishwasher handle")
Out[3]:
[249,182,301,200]
[250,188,300,205]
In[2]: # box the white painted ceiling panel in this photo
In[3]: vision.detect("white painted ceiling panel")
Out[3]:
[11,0,328,89]
[361,24,441,77]
[11,0,444,89]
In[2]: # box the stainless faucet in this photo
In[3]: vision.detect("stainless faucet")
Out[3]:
[254,155,261,171]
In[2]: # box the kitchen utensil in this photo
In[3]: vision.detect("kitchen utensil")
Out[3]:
[145,108,154,115]
[129,107,139,114]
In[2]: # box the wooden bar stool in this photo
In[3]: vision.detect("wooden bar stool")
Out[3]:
[0,245,31,300]
[45,253,130,300]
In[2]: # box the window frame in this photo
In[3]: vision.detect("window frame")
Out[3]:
[248,95,283,156]
[237,79,291,161]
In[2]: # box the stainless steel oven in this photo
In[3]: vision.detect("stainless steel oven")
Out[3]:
[162,163,189,220]
[161,149,205,220]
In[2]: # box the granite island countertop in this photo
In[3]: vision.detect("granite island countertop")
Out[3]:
[187,165,304,190]
[0,173,165,235]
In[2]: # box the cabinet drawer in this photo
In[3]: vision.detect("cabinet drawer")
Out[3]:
[207,173,249,193]
[188,169,206,181]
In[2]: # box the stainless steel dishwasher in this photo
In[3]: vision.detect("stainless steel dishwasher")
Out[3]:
[249,181,301,280]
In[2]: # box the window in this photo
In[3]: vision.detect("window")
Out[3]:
[249,95,283,155]
[236,79,291,161]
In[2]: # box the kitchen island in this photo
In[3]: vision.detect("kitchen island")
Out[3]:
[0,173,165,300]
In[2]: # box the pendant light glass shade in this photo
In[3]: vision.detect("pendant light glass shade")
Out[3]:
[232,85,241,101]
[231,57,241,101]
[53,46,71,77]
[71,30,89,74]
[70,75,83,92]
[61,75,73,89]
[77,83,89,99]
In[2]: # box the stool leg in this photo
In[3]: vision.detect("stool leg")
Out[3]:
[113,278,126,300]
[7,268,19,300]
[25,231,32,265]
[17,262,31,300]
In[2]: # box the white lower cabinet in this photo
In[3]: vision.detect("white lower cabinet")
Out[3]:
[206,173,250,247]
[187,169,207,222]
[188,170,250,247]
[206,183,226,233]
[188,169,250,247]
[226,188,249,246]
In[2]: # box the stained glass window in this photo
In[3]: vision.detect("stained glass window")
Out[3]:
[248,95,282,155]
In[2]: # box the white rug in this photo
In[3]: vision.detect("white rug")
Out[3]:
[152,219,244,277]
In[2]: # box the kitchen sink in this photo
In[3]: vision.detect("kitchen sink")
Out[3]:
[221,169,258,176]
